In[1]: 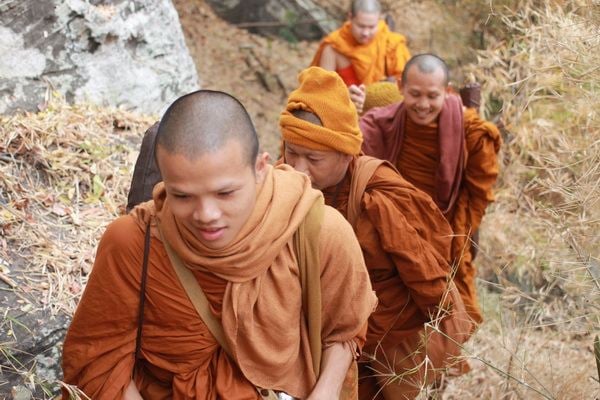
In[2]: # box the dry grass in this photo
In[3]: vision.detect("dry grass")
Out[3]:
[0,94,154,315]
[440,0,600,398]
[0,95,154,397]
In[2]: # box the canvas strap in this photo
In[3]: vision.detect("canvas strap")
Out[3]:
[294,197,324,376]
[347,156,385,229]
[159,225,233,357]
[133,221,152,376]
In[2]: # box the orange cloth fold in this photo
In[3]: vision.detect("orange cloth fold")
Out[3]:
[311,20,411,85]
[62,164,377,399]
[280,67,362,155]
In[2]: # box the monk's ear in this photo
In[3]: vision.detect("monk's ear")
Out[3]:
[341,153,353,168]
[398,80,406,96]
[254,151,270,183]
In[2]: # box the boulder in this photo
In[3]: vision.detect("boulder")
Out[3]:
[205,0,338,41]
[0,0,199,115]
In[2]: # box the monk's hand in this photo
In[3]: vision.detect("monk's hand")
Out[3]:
[124,379,143,399]
[348,84,366,114]
[306,342,353,400]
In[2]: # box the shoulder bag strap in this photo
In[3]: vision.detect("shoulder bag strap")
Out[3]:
[294,197,325,378]
[347,156,385,228]
[158,224,233,357]
[133,221,152,375]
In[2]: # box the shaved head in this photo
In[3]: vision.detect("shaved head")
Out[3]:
[156,90,259,169]
[401,53,450,87]
[350,0,381,15]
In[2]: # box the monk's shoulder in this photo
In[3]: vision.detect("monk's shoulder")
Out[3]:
[318,205,361,255]
[101,215,144,245]
[320,205,355,242]
[368,163,435,204]
[363,163,443,220]
[386,31,408,47]
[360,102,402,134]
[96,215,146,267]
[463,108,502,147]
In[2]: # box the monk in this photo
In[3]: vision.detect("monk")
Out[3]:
[280,66,473,399]
[360,54,502,325]
[62,90,377,399]
[311,0,411,114]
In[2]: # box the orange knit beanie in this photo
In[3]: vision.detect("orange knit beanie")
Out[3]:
[280,67,363,155]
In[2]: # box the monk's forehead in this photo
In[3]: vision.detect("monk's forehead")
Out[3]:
[404,64,447,88]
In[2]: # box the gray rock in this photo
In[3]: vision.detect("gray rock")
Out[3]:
[205,0,338,41]
[0,0,199,115]
[11,385,32,400]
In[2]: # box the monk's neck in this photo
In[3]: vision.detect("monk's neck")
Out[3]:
[321,170,351,212]
[405,116,439,132]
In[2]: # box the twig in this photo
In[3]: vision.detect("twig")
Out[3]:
[0,271,17,288]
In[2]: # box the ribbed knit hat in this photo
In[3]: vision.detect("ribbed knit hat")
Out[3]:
[279,67,363,155]
[363,81,403,113]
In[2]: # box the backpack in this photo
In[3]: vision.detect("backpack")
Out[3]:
[126,122,161,212]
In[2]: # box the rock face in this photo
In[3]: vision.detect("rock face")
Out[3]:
[205,0,338,41]
[0,0,199,115]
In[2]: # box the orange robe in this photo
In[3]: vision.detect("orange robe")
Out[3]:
[311,20,411,85]
[321,158,473,399]
[360,104,502,324]
[62,165,376,399]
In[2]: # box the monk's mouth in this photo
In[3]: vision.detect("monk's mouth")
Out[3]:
[197,227,226,241]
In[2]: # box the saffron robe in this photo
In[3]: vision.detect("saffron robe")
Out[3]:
[321,158,473,399]
[62,165,377,399]
[360,103,502,324]
[311,20,411,85]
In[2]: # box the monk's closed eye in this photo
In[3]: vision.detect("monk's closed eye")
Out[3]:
[218,190,235,197]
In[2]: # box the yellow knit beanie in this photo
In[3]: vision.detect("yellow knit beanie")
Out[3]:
[279,67,363,155]
[363,81,403,113]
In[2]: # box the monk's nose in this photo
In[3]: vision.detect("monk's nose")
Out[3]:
[416,98,429,110]
[193,200,221,224]
[294,158,310,175]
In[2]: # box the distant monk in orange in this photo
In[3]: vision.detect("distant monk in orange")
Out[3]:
[280,66,473,399]
[62,90,377,399]
[311,0,410,114]
[360,54,502,325]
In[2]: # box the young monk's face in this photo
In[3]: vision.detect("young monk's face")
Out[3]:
[284,142,352,190]
[157,139,269,250]
[349,11,380,44]
[400,66,448,126]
